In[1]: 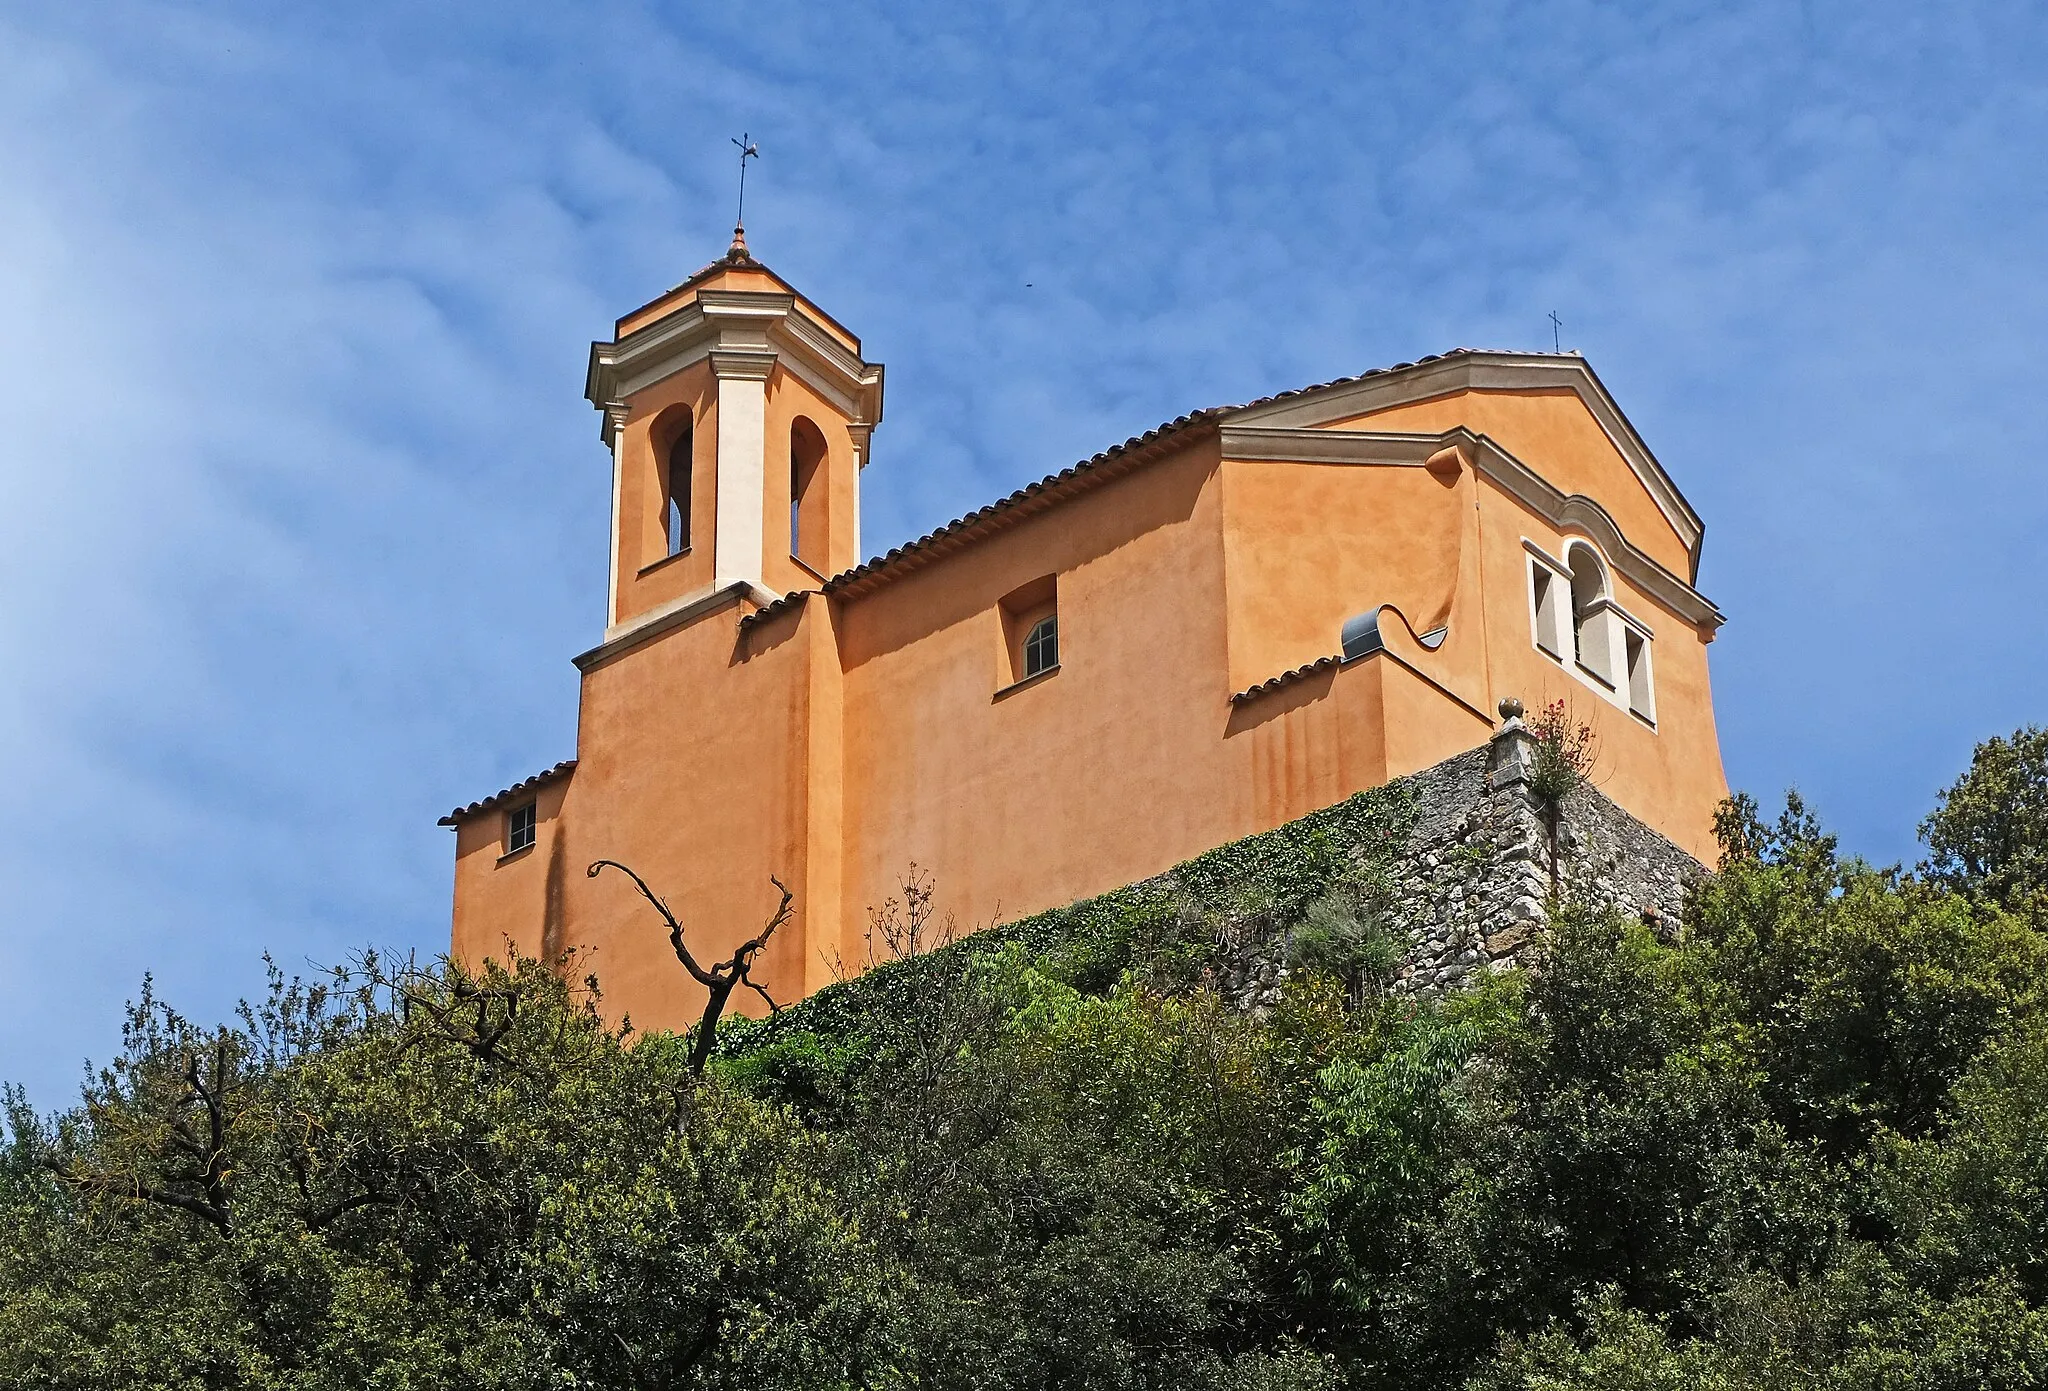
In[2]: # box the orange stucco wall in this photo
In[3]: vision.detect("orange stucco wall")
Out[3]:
[451,323,1730,1039]
[610,362,862,629]
[1330,388,1693,576]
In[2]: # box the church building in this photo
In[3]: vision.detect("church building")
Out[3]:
[442,230,1731,1031]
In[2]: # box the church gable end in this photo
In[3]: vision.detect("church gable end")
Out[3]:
[1232,351,1703,582]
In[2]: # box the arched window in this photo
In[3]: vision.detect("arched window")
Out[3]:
[1023,614,1059,678]
[666,427,692,557]
[1567,542,1616,685]
[789,417,829,573]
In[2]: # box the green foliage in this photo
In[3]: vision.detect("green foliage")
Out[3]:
[11,747,2048,1387]
[1527,699,1598,807]
[1286,890,1402,1000]
[1922,724,2048,911]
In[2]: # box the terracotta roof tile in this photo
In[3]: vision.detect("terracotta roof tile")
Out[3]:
[736,348,1584,633]
[1230,655,1344,706]
[740,407,1225,631]
[439,760,577,827]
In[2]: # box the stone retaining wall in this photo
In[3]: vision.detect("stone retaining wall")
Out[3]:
[1383,710,1702,994]
[1212,707,1705,1007]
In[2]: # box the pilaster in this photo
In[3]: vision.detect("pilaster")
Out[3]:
[845,422,873,563]
[601,402,630,627]
[710,350,777,594]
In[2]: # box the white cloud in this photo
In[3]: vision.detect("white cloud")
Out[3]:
[3,0,2046,1101]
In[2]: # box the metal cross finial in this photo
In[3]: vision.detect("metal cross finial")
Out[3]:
[1548,310,1563,353]
[731,133,761,229]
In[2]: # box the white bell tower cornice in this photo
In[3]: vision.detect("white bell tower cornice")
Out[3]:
[585,288,885,450]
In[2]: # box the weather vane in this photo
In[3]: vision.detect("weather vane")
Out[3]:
[732,133,761,229]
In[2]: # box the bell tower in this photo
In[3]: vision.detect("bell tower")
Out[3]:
[583,229,885,644]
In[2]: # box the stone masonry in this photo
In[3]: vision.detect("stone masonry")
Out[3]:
[1381,702,1704,995]
[1206,702,1707,1008]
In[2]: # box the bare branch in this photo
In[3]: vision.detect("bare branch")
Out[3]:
[45,1158,232,1234]
[589,860,720,988]
[303,1188,395,1231]
[594,863,794,1075]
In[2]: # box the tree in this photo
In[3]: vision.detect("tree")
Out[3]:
[587,859,792,1075]
[1921,724,2048,911]
[10,727,2048,1388]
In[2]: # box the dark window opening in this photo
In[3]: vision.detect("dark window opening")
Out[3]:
[666,429,693,557]
[1023,614,1059,678]
[506,802,537,855]
[790,417,828,573]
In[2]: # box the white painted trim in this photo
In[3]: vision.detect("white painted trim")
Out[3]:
[587,289,884,444]
[713,361,770,593]
[1230,352,1703,568]
[845,423,872,562]
[1457,428,1720,630]
[1220,424,1443,464]
[1522,532,1658,724]
[605,415,626,627]
[574,579,783,673]
[1524,545,1572,663]
[1222,423,1721,631]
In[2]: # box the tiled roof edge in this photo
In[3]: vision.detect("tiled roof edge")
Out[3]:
[736,348,1582,635]
[1229,655,1345,706]
[439,760,577,827]
[739,408,1225,632]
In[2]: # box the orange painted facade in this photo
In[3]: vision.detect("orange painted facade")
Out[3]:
[445,239,1731,1032]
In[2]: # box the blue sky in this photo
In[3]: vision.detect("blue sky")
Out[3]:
[3,1,2046,1105]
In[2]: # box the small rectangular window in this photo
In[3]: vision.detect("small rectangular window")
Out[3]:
[1531,562,1564,660]
[506,802,537,855]
[1625,630,1655,723]
[996,574,1059,692]
[1024,614,1059,677]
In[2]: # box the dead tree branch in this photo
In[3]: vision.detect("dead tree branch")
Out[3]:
[587,861,793,1074]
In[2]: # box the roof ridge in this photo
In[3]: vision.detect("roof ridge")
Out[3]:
[736,347,1589,634]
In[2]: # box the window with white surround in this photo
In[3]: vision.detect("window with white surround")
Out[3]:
[1531,553,1572,663]
[1530,559,1568,660]
[1625,628,1655,723]
[1567,542,1622,689]
[506,801,537,855]
[1526,536,1657,724]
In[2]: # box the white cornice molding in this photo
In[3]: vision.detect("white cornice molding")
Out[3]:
[1225,422,1721,631]
[1448,426,1720,630]
[1231,352,1704,576]
[585,289,885,444]
[573,579,784,674]
[709,349,777,382]
[1221,425,1445,464]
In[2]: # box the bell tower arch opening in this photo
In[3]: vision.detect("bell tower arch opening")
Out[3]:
[659,411,694,559]
[585,240,885,638]
[789,416,829,577]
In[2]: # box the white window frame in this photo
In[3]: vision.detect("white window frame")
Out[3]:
[506,801,537,855]
[1623,625,1656,725]
[1527,552,1572,662]
[1523,536,1657,728]
[1023,613,1059,678]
